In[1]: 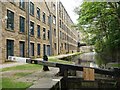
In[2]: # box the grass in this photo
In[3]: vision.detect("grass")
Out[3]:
[111,64,120,68]
[49,57,73,64]
[2,78,32,89]
[2,64,42,72]
[1,64,42,89]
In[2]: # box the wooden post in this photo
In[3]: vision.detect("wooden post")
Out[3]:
[83,68,95,81]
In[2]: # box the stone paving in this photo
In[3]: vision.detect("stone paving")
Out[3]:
[17,67,59,82]
[26,67,62,89]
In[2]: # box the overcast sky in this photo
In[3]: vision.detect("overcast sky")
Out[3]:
[60,0,83,24]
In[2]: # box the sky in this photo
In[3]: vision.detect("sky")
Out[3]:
[60,0,83,24]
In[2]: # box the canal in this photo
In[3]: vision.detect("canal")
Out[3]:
[56,52,118,89]
[74,52,98,67]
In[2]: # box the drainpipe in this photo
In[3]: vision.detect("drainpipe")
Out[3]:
[27,0,30,58]
[57,0,60,55]
[49,8,53,56]
[67,28,69,53]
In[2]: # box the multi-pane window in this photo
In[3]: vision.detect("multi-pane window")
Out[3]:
[61,43,63,48]
[19,16,25,33]
[30,2,34,15]
[43,44,46,56]
[53,15,56,24]
[19,41,25,57]
[54,29,56,37]
[53,4,56,11]
[48,30,50,39]
[30,21,34,35]
[36,7,40,20]
[37,25,40,38]
[65,43,67,49]
[30,43,34,56]
[37,44,40,55]
[19,0,25,9]
[7,39,14,58]
[43,28,46,40]
[54,43,56,50]
[60,31,62,38]
[59,20,61,28]
[48,16,50,25]
[42,12,46,23]
[7,10,14,30]
[62,22,63,29]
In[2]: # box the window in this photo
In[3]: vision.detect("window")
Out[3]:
[37,25,40,38]
[30,43,34,56]
[20,41,25,57]
[30,2,34,15]
[42,12,46,23]
[62,22,63,29]
[43,28,46,40]
[37,44,40,55]
[36,7,40,20]
[60,31,62,38]
[7,10,14,30]
[54,29,56,37]
[43,44,46,56]
[19,16,25,33]
[47,45,50,56]
[63,24,65,30]
[53,4,56,11]
[48,16,50,25]
[30,21,34,35]
[65,43,66,49]
[48,30,50,39]
[7,39,14,58]
[61,43,63,48]
[19,0,25,9]
[59,20,61,28]
[54,43,56,50]
[53,15,56,24]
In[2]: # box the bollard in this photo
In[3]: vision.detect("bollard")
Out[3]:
[43,55,49,71]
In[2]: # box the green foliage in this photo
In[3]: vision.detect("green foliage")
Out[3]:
[111,64,120,68]
[76,2,120,62]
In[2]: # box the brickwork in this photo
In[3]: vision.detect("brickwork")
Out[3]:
[0,2,3,63]
[0,1,79,63]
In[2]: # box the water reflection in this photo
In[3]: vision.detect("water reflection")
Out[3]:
[74,52,98,68]
[74,52,99,77]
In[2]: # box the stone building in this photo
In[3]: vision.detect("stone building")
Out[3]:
[0,0,78,63]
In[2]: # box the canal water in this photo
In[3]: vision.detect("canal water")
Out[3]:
[70,52,99,77]
[58,52,117,89]
[74,52,98,68]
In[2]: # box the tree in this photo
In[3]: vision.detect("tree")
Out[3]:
[76,1,120,62]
